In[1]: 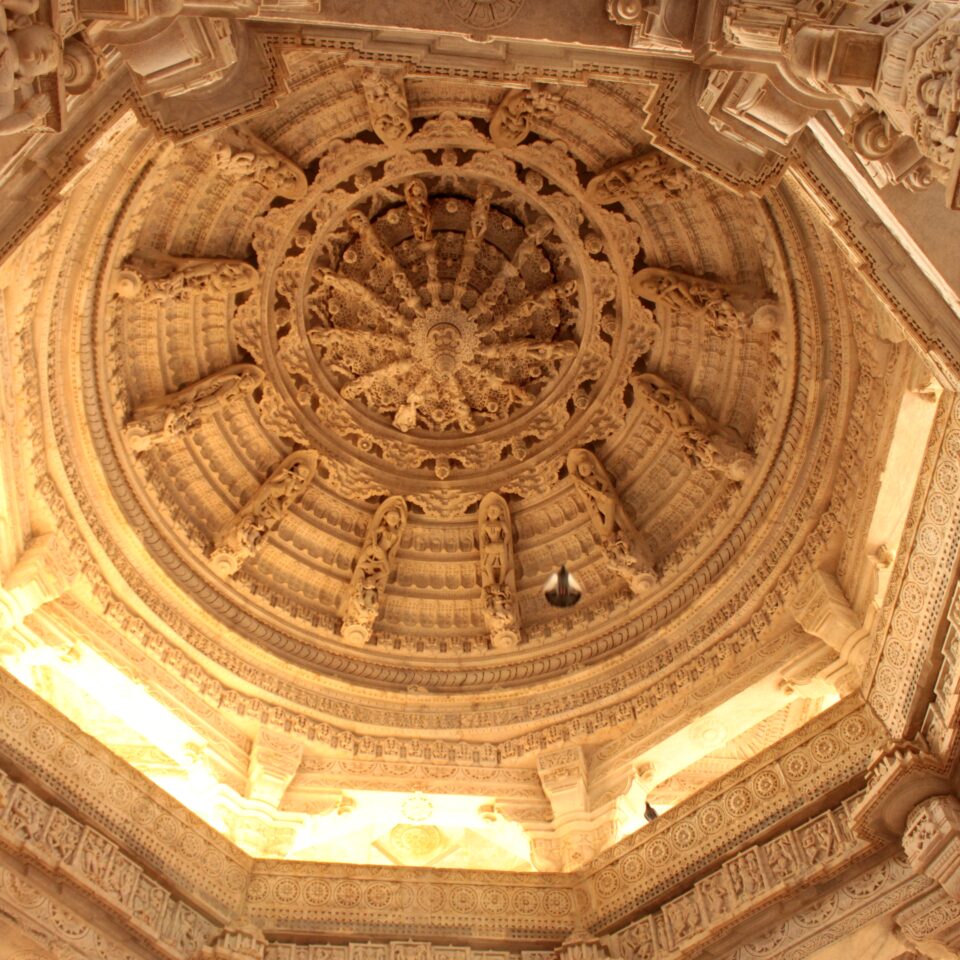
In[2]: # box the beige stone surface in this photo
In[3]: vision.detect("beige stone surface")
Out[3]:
[0,1,958,958]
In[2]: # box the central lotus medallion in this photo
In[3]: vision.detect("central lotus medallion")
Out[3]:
[304,177,579,435]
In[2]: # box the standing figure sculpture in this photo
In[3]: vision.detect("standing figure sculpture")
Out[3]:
[0,1,59,136]
[211,450,318,576]
[115,251,258,303]
[567,448,657,594]
[341,496,408,645]
[477,492,521,649]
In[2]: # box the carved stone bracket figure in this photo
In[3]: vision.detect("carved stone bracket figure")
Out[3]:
[567,448,656,594]
[115,251,258,303]
[124,363,264,453]
[477,492,520,649]
[0,0,64,137]
[586,151,693,205]
[633,372,754,482]
[361,70,412,145]
[490,83,562,148]
[210,450,318,577]
[341,496,408,645]
[208,125,307,200]
[632,267,776,336]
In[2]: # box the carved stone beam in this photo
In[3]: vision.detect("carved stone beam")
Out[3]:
[208,126,307,200]
[633,372,754,482]
[246,727,303,808]
[477,492,521,650]
[789,568,865,690]
[567,447,657,594]
[124,363,264,453]
[340,496,408,645]
[632,267,778,336]
[0,533,80,632]
[361,70,412,145]
[903,795,960,902]
[210,450,318,577]
[115,251,258,303]
[490,84,562,148]
[586,150,694,205]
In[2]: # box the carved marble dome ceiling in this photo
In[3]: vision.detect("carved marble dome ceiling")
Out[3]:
[0,49,946,877]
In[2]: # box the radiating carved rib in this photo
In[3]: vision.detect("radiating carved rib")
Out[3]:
[567,448,657,594]
[633,372,755,483]
[477,493,521,649]
[632,267,777,336]
[465,216,555,324]
[454,185,494,307]
[361,70,412,144]
[124,364,264,453]
[586,151,692,206]
[309,329,409,379]
[404,179,441,306]
[490,84,562,148]
[115,251,258,303]
[314,271,412,336]
[480,280,577,339]
[210,125,307,200]
[341,496,408,645]
[346,212,422,312]
[210,450,318,577]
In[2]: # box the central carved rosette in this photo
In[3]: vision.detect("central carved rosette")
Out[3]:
[303,175,579,436]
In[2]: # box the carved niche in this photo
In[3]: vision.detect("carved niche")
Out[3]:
[567,448,657,594]
[477,492,521,649]
[341,496,408,645]
[210,450,319,576]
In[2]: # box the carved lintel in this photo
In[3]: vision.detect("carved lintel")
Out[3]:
[567,448,657,594]
[124,364,264,453]
[477,492,520,649]
[586,151,693,206]
[361,70,412,144]
[210,450,319,577]
[633,372,754,482]
[209,126,307,200]
[340,496,408,645]
[246,728,303,808]
[632,267,777,336]
[490,84,562,148]
[1,533,81,630]
[115,251,258,302]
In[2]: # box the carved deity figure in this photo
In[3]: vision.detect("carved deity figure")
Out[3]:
[632,267,767,336]
[115,251,258,303]
[209,126,307,200]
[210,450,319,577]
[490,83,562,148]
[341,496,408,645]
[620,919,655,960]
[0,0,58,136]
[477,492,521,649]
[633,372,754,482]
[124,364,264,453]
[404,178,432,241]
[586,151,692,205]
[361,70,412,144]
[567,448,656,594]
